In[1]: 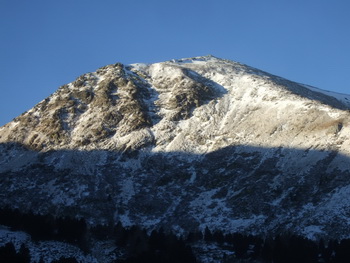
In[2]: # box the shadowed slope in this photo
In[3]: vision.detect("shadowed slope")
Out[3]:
[1,142,350,239]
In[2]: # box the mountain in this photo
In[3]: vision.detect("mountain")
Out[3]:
[1,55,350,246]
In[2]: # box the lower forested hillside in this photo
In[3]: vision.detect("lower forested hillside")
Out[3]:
[1,207,350,262]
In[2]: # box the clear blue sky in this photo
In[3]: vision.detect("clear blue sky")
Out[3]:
[1,0,350,126]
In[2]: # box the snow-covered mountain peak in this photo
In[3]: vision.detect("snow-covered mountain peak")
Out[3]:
[1,56,350,155]
[2,56,350,245]
[167,54,221,64]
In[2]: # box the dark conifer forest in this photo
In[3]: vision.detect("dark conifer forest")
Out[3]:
[1,207,350,262]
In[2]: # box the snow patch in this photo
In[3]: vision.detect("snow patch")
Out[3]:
[302,225,324,240]
[302,84,350,108]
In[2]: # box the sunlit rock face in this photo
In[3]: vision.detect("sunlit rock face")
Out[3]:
[1,55,350,239]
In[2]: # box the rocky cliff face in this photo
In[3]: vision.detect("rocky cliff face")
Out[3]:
[1,56,350,239]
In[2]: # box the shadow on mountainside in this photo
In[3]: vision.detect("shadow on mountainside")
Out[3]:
[1,142,350,239]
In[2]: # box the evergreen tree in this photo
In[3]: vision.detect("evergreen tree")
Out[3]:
[51,256,78,263]
[17,244,31,263]
[0,242,17,262]
[213,230,224,244]
[204,226,213,242]
[232,233,249,258]
[261,238,274,262]
[334,239,350,263]
[115,221,128,247]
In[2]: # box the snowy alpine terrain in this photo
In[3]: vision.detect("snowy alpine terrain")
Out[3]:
[1,55,350,262]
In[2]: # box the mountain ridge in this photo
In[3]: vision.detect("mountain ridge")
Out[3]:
[1,55,350,154]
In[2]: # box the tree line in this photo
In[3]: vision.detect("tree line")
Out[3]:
[2,207,350,262]
[0,207,87,250]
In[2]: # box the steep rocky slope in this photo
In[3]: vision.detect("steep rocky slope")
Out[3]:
[1,56,350,241]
